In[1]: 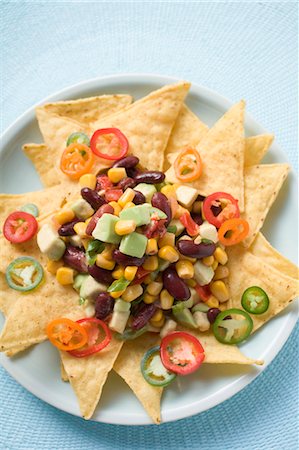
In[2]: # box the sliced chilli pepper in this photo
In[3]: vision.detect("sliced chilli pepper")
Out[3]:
[3,211,38,243]
[174,148,203,182]
[69,318,111,357]
[218,218,249,246]
[160,331,205,375]
[241,286,270,314]
[131,267,151,285]
[203,192,240,228]
[6,257,43,292]
[90,128,129,161]
[96,174,113,191]
[213,308,253,345]
[105,188,123,202]
[19,203,39,217]
[195,284,212,302]
[60,143,94,180]
[67,132,90,147]
[180,212,199,237]
[46,318,88,351]
[141,345,176,387]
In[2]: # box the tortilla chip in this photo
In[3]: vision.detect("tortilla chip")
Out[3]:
[250,233,298,279]
[227,246,299,332]
[113,333,163,424]
[0,272,18,316]
[23,144,62,189]
[163,105,209,170]
[244,134,274,166]
[41,94,132,126]
[60,337,123,419]
[165,101,245,210]
[60,361,69,382]
[242,164,289,247]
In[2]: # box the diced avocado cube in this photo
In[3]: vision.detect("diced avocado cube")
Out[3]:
[37,224,66,261]
[73,274,88,292]
[199,221,218,243]
[150,207,167,219]
[92,213,121,244]
[114,299,131,312]
[80,275,107,301]
[119,204,151,226]
[119,232,148,258]
[194,261,214,286]
[71,199,94,220]
[109,310,130,334]
[135,183,157,202]
[172,307,197,329]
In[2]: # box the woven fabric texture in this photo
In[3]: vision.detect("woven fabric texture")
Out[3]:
[0,2,298,449]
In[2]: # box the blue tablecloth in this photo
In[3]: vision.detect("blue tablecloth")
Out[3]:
[1,2,298,449]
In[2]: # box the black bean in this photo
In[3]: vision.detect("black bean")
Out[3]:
[58,219,80,236]
[207,308,221,324]
[112,156,139,169]
[134,171,165,185]
[95,293,114,320]
[63,245,88,273]
[112,249,145,267]
[131,302,157,330]
[162,267,190,301]
[88,265,114,285]
[132,190,146,205]
[151,192,172,226]
[177,240,216,259]
[81,187,106,210]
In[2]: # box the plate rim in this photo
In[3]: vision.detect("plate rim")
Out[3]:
[0,72,297,426]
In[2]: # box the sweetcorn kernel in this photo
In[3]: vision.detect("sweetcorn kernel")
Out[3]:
[158,245,179,262]
[214,247,228,265]
[206,295,220,308]
[150,316,165,328]
[56,267,74,285]
[55,209,75,225]
[143,293,158,304]
[122,201,135,210]
[107,167,127,183]
[115,219,136,235]
[96,254,115,270]
[214,265,230,280]
[210,280,230,303]
[110,290,125,299]
[112,266,124,279]
[142,256,159,271]
[46,259,64,275]
[202,256,215,267]
[158,232,175,248]
[79,173,97,189]
[73,222,87,237]
[160,185,177,199]
[118,188,135,208]
[150,309,163,323]
[109,201,122,216]
[175,260,194,279]
[160,289,174,309]
[124,266,138,281]
[122,284,143,302]
[146,238,158,255]
[147,281,163,296]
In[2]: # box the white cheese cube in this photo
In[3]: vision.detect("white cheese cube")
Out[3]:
[37,224,66,261]
[71,199,94,220]
[169,219,185,236]
[175,185,198,209]
[193,311,210,331]
[80,275,106,301]
[194,261,214,286]
[109,310,130,334]
[199,221,218,243]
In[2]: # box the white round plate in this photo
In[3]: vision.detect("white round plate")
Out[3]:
[0,74,297,425]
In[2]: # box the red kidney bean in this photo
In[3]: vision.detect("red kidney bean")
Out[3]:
[131,302,157,330]
[81,187,106,210]
[127,167,142,178]
[207,308,221,324]
[151,192,172,226]
[86,204,114,235]
[117,177,136,190]
[162,267,190,301]
[58,219,80,236]
[88,265,114,285]
[132,190,146,205]
[177,240,216,259]
[134,171,165,185]
[112,156,139,169]
[191,213,203,226]
[95,293,115,320]
[112,249,145,267]
[63,245,88,273]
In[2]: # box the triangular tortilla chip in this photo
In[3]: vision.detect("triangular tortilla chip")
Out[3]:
[244,134,274,166]
[227,246,299,332]
[250,233,298,279]
[41,94,132,126]
[23,144,64,189]
[242,164,289,247]
[165,101,245,210]
[60,337,123,419]
[163,104,209,170]
[113,333,163,424]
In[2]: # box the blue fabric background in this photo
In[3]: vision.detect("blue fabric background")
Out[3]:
[1,2,298,449]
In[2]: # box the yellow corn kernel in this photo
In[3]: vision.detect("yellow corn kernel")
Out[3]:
[218,303,228,311]
[79,173,97,189]
[150,316,165,328]
[56,267,74,285]
[124,266,138,281]
[143,275,152,284]
[186,278,197,288]
[142,256,159,271]
[150,309,163,323]
[143,293,158,304]
[108,201,122,216]
[175,260,194,279]
[81,237,92,250]
[160,289,174,309]
[107,167,127,183]
[96,254,115,270]
[122,201,135,210]
[178,253,197,264]
[110,290,125,299]
[147,281,163,296]
[73,222,87,237]
[214,265,230,280]
[214,247,228,265]
[210,280,230,303]
[146,238,158,255]
[85,217,92,226]
[46,259,63,275]
[192,201,202,214]
[202,256,215,267]
[118,188,135,208]
[158,245,179,263]
[122,284,143,302]
[206,296,219,308]
[158,232,175,248]
[212,260,219,271]
[55,209,75,225]
[161,184,176,199]
[174,205,189,220]
[115,219,136,236]
[101,244,115,261]
[112,266,124,279]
